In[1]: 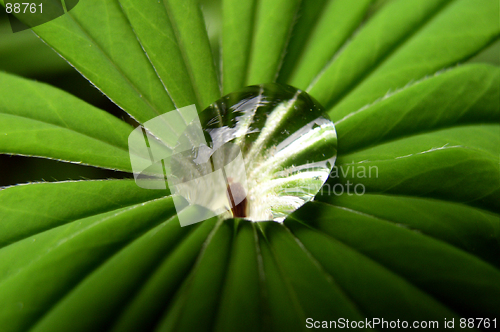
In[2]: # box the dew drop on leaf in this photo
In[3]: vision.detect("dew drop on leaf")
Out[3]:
[132,84,337,224]
[190,83,338,222]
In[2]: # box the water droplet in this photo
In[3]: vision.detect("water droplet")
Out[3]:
[194,83,337,222]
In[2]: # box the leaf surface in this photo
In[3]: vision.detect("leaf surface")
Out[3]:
[246,0,301,85]
[0,72,135,171]
[309,0,500,119]
[288,203,500,318]
[221,0,257,94]
[0,179,168,248]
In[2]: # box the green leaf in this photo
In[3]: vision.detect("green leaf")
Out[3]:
[307,0,453,106]
[261,222,365,322]
[282,0,373,90]
[21,0,220,124]
[109,217,218,332]
[0,72,135,171]
[309,0,500,117]
[212,222,262,332]
[316,194,500,268]
[335,64,500,154]
[30,207,214,332]
[469,39,500,66]
[287,203,500,318]
[1,0,499,330]
[275,0,329,85]
[327,64,500,219]
[334,124,500,212]
[0,179,168,248]
[155,219,233,331]
[221,0,257,94]
[0,196,176,332]
[246,0,301,85]
[117,0,199,109]
[31,0,175,123]
[161,0,221,109]
[285,216,461,322]
[256,232,305,331]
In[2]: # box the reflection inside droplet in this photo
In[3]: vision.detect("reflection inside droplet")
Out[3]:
[194,83,337,222]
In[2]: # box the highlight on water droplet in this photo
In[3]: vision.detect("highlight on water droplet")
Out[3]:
[128,83,337,226]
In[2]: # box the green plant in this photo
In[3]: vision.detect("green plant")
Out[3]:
[0,0,499,331]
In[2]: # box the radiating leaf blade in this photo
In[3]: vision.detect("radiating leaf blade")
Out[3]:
[0,72,136,171]
[335,64,500,154]
[162,0,221,109]
[29,0,174,123]
[0,179,168,248]
[213,222,263,332]
[221,0,257,94]
[118,0,198,109]
[308,0,453,107]
[316,194,500,268]
[286,217,461,322]
[284,0,373,90]
[289,202,500,318]
[155,219,232,332]
[0,196,176,332]
[333,125,500,212]
[109,218,217,332]
[327,0,500,119]
[261,222,366,322]
[29,207,206,332]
